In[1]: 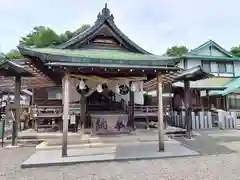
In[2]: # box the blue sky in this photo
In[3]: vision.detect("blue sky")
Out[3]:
[0,0,240,54]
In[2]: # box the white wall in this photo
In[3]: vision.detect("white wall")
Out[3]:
[178,59,184,68]
[186,59,201,68]
[133,81,144,105]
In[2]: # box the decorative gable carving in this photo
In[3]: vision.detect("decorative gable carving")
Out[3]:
[74,24,125,49]
[58,3,150,54]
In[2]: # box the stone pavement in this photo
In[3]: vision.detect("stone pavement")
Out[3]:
[2,146,240,179]
[20,127,196,168]
[174,129,240,155]
[21,141,198,168]
[4,129,240,179]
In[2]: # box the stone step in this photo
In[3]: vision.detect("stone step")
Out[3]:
[7,126,186,140]
[36,138,180,151]
[44,134,169,146]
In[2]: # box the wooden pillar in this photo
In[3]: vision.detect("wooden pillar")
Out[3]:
[12,75,21,146]
[225,95,229,111]
[62,73,70,157]
[31,89,35,106]
[30,89,34,129]
[206,90,210,109]
[127,81,135,129]
[184,80,192,139]
[216,97,220,109]
[0,94,2,117]
[80,94,86,129]
[222,95,228,111]
[157,74,164,151]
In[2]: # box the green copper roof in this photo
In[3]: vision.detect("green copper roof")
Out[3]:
[188,40,233,57]
[18,46,180,67]
[183,40,240,61]
[173,77,233,90]
[0,60,33,77]
[217,77,240,96]
[182,54,240,61]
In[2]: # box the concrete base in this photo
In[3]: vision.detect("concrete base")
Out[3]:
[21,142,199,168]
[4,144,23,149]
[36,138,180,151]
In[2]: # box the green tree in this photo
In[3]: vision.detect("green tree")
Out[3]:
[20,26,60,48]
[230,46,240,57]
[2,24,90,59]
[5,49,23,59]
[19,24,90,48]
[72,24,90,37]
[165,45,188,57]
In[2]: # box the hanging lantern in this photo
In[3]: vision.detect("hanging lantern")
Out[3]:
[116,84,120,94]
[96,84,103,93]
[79,80,85,90]
[130,82,137,92]
[76,79,89,95]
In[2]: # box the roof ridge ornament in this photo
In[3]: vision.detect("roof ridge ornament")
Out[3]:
[96,3,114,23]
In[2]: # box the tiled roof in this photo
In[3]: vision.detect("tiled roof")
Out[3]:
[214,76,240,96]
[172,77,233,90]
[18,46,180,67]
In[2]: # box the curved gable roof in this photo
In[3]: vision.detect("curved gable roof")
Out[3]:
[188,40,233,57]
[57,3,150,54]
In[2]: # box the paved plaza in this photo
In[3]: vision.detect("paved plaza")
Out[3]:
[21,141,198,168]
[1,129,240,179]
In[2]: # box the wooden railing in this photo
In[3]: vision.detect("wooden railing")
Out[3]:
[134,105,158,113]
[34,105,160,114]
[26,104,161,120]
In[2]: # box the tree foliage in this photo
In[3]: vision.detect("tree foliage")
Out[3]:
[0,53,5,60]
[5,49,23,59]
[165,45,188,57]
[2,24,91,59]
[230,46,240,57]
[19,24,90,48]
[20,26,63,48]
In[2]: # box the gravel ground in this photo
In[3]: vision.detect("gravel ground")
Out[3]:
[173,129,240,156]
[1,146,240,180]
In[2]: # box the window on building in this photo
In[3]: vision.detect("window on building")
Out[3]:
[47,87,62,100]
[201,60,234,75]
[226,63,234,73]
[228,94,240,109]
[218,62,234,73]
[218,63,227,73]
[211,62,218,72]
[202,61,211,72]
